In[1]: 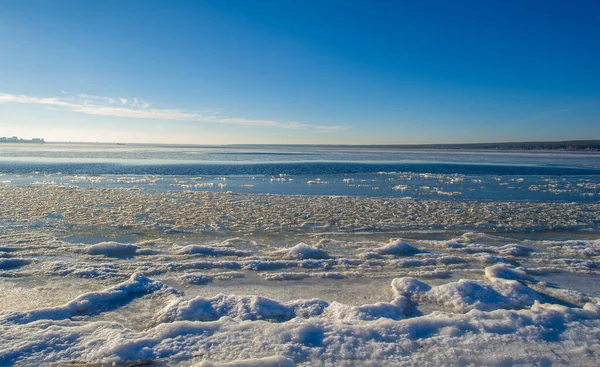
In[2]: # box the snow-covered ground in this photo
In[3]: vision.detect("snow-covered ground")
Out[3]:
[0,187,599,365]
[1,267,600,366]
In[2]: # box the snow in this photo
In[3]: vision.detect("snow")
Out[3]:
[195,356,296,367]
[324,296,410,321]
[155,294,329,323]
[270,243,330,260]
[86,242,139,256]
[218,238,258,248]
[391,266,547,313]
[0,185,599,365]
[1,270,600,366]
[391,277,432,296]
[484,264,536,283]
[2,152,600,365]
[1,273,172,324]
[375,239,420,256]
[498,243,532,257]
[423,278,541,312]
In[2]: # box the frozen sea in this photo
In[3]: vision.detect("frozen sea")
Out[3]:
[1,143,600,366]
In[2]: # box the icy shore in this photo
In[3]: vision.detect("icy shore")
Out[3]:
[0,187,599,365]
[1,268,599,366]
[0,229,599,365]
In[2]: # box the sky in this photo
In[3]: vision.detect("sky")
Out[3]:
[0,0,599,145]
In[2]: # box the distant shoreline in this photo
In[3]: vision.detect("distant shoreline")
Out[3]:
[22,139,600,151]
[0,137,45,144]
[229,140,600,151]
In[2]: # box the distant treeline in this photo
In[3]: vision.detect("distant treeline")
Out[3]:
[376,140,600,151]
[238,140,600,151]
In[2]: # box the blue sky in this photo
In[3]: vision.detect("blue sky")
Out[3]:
[1,0,599,144]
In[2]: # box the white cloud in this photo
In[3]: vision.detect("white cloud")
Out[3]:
[0,92,343,131]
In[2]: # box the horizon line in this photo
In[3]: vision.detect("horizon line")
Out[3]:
[6,138,599,148]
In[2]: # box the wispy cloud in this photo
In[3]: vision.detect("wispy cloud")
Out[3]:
[0,92,343,131]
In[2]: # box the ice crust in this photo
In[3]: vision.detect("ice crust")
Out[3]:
[1,266,600,366]
[1,273,172,324]
[1,186,599,233]
[0,185,600,365]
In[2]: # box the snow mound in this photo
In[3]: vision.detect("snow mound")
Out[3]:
[270,243,330,260]
[2,273,171,324]
[196,356,295,367]
[156,291,410,324]
[391,277,432,296]
[324,296,410,321]
[425,278,541,312]
[392,266,542,313]
[485,264,535,283]
[3,298,600,366]
[155,294,329,323]
[375,239,420,256]
[498,244,532,257]
[549,239,600,256]
[86,242,139,256]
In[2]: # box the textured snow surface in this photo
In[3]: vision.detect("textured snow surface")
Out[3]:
[0,187,600,365]
[1,186,599,233]
[270,243,330,260]
[1,263,600,366]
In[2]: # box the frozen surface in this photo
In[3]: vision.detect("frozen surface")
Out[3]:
[1,144,600,201]
[1,265,600,366]
[0,180,599,365]
[270,243,330,260]
[1,225,600,365]
[1,186,599,234]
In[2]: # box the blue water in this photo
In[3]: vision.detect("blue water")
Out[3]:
[1,161,599,176]
[0,143,599,202]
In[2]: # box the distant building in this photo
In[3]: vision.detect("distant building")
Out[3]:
[0,136,46,143]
